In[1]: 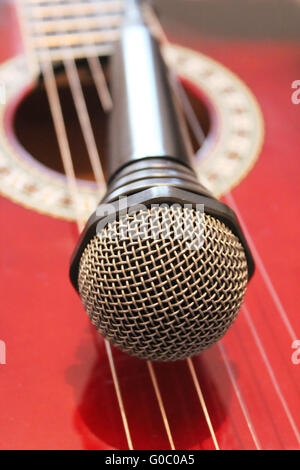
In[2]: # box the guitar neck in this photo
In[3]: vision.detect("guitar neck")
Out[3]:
[17,0,125,73]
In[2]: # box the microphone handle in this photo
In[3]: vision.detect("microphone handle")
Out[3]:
[107,10,194,182]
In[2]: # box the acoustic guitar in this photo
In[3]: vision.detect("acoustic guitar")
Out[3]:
[0,0,299,450]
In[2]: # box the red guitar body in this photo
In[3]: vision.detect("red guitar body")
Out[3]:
[0,1,299,450]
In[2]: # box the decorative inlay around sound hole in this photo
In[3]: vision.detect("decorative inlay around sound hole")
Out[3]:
[0,46,263,220]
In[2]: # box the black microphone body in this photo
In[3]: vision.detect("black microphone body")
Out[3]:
[107,4,192,180]
[70,5,254,361]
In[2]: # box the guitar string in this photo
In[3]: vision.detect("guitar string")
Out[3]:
[186,358,220,450]
[87,56,113,113]
[63,56,105,190]
[217,342,261,450]
[38,49,133,451]
[34,3,113,115]
[224,194,299,444]
[39,57,84,232]
[147,362,175,450]
[241,305,300,445]
[29,1,124,19]
[225,193,297,342]
[144,4,206,149]
[31,16,123,35]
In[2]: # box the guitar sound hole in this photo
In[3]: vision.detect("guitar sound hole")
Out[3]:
[13,60,210,183]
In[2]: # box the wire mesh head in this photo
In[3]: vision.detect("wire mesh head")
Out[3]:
[78,205,248,361]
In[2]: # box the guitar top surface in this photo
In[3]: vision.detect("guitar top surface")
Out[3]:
[0,0,299,450]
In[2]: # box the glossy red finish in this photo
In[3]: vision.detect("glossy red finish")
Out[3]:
[0,2,299,449]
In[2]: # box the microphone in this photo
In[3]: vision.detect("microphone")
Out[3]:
[70,2,254,361]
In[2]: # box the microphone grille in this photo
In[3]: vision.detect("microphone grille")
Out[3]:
[78,206,248,361]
